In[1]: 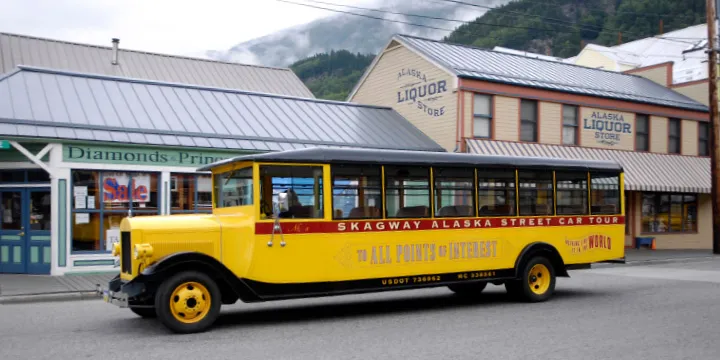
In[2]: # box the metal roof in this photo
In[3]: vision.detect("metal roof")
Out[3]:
[466,139,709,193]
[395,35,708,112]
[199,146,622,172]
[0,66,444,152]
[0,32,315,98]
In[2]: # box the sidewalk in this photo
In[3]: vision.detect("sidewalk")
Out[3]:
[0,272,115,304]
[0,250,717,305]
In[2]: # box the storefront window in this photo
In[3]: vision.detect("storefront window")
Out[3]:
[71,170,160,252]
[641,192,698,233]
[171,173,212,213]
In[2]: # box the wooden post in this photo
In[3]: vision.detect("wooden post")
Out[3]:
[617,32,622,44]
[707,0,720,254]
[659,19,664,34]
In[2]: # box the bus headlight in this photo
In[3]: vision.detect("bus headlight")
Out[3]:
[111,243,121,257]
[133,244,153,260]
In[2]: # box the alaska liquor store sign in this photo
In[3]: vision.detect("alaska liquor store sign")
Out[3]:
[63,144,248,167]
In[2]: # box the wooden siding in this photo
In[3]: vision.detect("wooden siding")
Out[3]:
[650,116,668,153]
[540,101,561,145]
[350,45,458,151]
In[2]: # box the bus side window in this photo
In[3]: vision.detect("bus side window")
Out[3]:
[477,169,516,216]
[590,172,621,215]
[433,167,475,217]
[385,165,431,218]
[555,171,589,215]
[331,165,383,219]
[259,165,324,219]
[518,170,554,216]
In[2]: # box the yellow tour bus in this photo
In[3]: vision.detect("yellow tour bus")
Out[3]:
[98,147,625,333]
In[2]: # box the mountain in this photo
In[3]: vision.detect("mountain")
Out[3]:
[445,0,706,58]
[207,0,509,67]
[290,50,374,100]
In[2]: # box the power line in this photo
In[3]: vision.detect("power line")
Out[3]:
[297,0,585,34]
[434,0,699,45]
[274,0,705,60]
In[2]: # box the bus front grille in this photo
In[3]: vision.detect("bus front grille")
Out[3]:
[121,231,131,274]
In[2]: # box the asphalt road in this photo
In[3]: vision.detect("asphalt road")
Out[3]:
[2,260,720,360]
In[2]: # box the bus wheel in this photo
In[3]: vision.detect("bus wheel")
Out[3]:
[448,281,487,296]
[130,307,156,318]
[518,256,556,302]
[154,271,222,334]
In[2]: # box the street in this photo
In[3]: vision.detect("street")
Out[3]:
[2,260,720,360]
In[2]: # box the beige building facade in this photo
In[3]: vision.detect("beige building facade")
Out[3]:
[349,34,712,250]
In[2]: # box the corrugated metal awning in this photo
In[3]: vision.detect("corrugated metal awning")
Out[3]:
[466,139,710,194]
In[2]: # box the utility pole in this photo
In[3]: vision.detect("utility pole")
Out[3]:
[707,0,720,254]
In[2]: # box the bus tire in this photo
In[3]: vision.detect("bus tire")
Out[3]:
[154,270,222,334]
[517,256,556,302]
[448,281,487,296]
[130,307,156,318]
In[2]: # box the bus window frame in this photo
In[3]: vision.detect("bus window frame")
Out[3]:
[589,170,623,216]
[254,162,331,223]
[210,161,254,215]
[330,164,383,220]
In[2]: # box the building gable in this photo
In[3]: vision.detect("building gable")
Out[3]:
[348,40,459,151]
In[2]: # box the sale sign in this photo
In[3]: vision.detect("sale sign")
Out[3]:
[103,173,151,203]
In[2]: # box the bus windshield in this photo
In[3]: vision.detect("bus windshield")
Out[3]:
[214,166,253,208]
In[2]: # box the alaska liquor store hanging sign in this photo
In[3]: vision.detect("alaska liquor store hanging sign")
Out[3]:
[63,144,247,167]
[581,108,634,150]
[396,68,449,118]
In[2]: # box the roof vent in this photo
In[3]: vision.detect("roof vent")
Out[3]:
[111,38,119,65]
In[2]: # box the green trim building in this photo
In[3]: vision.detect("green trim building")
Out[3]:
[0,66,444,275]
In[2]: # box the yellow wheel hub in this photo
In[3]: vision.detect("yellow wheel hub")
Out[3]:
[528,264,551,295]
[169,282,211,324]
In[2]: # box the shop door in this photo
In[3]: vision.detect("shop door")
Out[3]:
[0,188,51,274]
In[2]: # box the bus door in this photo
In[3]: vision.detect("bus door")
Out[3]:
[250,163,330,285]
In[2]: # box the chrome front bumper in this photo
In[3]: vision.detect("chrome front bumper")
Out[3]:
[96,284,129,308]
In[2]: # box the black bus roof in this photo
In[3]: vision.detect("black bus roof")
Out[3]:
[197,147,623,172]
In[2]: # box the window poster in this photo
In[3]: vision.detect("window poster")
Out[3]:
[103,172,151,203]
[106,228,120,251]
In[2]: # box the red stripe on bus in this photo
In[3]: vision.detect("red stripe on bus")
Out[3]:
[255,215,625,235]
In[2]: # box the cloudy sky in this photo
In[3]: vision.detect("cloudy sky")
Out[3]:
[2,0,378,56]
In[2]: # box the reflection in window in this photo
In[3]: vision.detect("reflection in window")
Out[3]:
[259,166,323,219]
[477,170,516,216]
[171,173,212,213]
[214,168,253,208]
[434,168,474,217]
[555,171,588,215]
[518,170,553,216]
[29,191,52,231]
[473,94,492,138]
[636,114,649,151]
[70,170,160,252]
[385,166,430,218]
[0,191,22,230]
[331,165,382,219]
[591,172,620,214]
[562,105,578,145]
[642,193,697,233]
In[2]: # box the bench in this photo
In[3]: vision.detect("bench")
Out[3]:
[635,236,656,249]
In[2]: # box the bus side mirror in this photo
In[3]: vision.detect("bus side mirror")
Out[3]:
[277,192,290,213]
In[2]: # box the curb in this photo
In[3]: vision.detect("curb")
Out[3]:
[591,256,718,268]
[0,291,100,305]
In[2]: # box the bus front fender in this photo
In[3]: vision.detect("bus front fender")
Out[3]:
[139,252,261,303]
